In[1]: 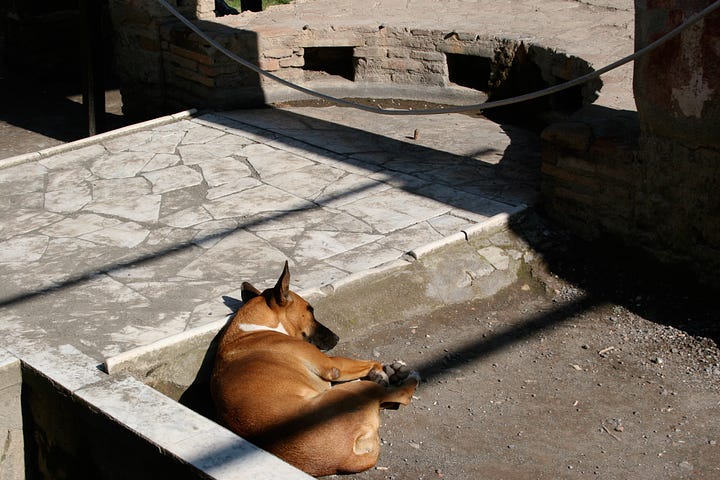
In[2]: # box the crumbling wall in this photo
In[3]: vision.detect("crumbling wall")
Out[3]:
[541,1,720,286]
[107,1,597,120]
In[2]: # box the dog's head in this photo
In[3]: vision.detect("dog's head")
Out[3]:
[241,261,339,351]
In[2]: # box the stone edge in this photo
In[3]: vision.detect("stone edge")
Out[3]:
[104,205,527,375]
[0,109,198,171]
[9,343,312,480]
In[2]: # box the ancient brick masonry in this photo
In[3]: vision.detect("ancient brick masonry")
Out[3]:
[542,1,720,286]
[107,0,596,120]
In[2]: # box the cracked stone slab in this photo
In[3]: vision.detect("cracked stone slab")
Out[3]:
[178,135,256,164]
[142,165,204,194]
[196,157,254,188]
[0,162,46,195]
[255,227,383,262]
[161,206,214,228]
[79,221,150,249]
[249,207,374,234]
[0,235,49,263]
[477,245,511,270]
[176,229,286,281]
[265,163,347,200]
[142,153,182,172]
[47,166,94,190]
[90,151,155,179]
[40,213,122,237]
[0,210,63,240]
[313,172,391,208]
[180,124,227,145]
[45,185,93,213]
[242,145,316,178]
[204,184,314,220]
[206,177,262,200]
[336,188,450,234]
[324,240,404,274]
[85,194,162,223]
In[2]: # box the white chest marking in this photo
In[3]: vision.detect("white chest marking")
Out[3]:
[238,322,289,335]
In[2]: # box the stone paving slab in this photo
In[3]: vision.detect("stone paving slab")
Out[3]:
[0,106,538,361]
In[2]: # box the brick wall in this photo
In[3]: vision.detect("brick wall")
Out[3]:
[107,2,597,120]
[540,109,640,241]
[542,111,720,286]
[541,1,720,286]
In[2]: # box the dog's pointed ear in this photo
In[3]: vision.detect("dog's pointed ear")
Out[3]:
[241,282,262,302]
[273,261,291,306]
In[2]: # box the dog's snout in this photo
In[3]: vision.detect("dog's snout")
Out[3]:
[310,321,339,351]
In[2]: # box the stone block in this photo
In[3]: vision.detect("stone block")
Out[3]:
[384,57,424,72]
[354,46,388,58]
[387,47,410,58]
[169,44,215,66]
[588,137,636,162]
[541,122,593,153]
[171,66,216,88]
[279,55,305,68]
[541,162,598,190]
[595,161,638,184]
[425,61,446,74]
[198,62,239,77]
[259,57,281,71]
[165,52,198,71]
[264,47,294,59]
[556,155,596,174]
[300,35,362,48]
[410,50,445,62]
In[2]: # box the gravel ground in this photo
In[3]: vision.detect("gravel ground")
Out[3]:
[330,219,720,480]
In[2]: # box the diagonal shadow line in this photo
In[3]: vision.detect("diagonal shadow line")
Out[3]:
[186,294,598,472]
[0,179,382,310]
[416,294,598,380]
[1,105,532,312]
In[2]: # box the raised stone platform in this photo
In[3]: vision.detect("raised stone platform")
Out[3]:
[1,0,641,477]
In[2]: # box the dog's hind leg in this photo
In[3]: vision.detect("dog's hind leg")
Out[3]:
[378,372,420,409]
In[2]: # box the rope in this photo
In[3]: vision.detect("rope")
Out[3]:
[155,0,720,115]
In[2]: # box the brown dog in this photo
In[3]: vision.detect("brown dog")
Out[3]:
[210,262,419,476]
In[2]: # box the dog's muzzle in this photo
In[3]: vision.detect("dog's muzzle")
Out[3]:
[309,321,339,351]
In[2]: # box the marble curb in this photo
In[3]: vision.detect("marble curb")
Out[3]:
[463,204,527,239]
[75,373,310,479]
[103,317,230,375]
[17,344,311,479]
[322,258,414,294]
[407,231,468,260]
[103,206,529,374]
[408,205,528,260]
[0,109,198,170]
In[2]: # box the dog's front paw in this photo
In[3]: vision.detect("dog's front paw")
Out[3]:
[385,360,421,386]
[365,367,390,387]
[384,360,417,385]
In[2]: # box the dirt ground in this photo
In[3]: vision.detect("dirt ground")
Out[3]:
[331,223,720,480]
